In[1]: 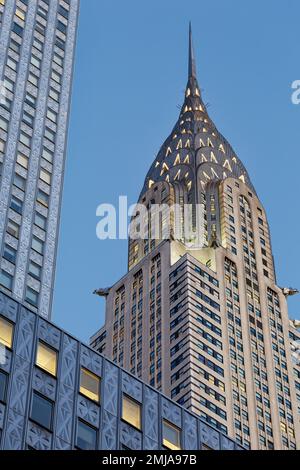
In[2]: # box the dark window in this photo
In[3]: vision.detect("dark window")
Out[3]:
[25,287,38,307]
[10,196,23,214]
[3,244,16,264]
[76,420,97,450]
[31,392,53,430]
[0,270,13,290]
[0,371,8,403]
[12,22,23,37]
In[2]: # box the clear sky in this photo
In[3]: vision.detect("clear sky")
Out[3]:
[52,0,300,342]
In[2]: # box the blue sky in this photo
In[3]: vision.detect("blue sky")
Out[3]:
[52,0,300,342]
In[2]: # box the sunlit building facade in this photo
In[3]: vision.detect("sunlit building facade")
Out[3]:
[0,0,79,319]
[289,320,300,427]
[91,27,300,450]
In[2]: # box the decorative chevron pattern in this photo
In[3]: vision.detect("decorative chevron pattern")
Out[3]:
[38,319,61,349]
[161,397,182,427]
[121,371,142,402]
[27,422,52,450]
[120,422,142,450]
[0,291,245,450]
[183,411,198,450]
[80,345,102,376]
[9,355,30,416]
[32,367,56,401]
[199,422,220,450]
[103,361,119,416]
[144,387,159,442]
[101,410,118,450]
[77,396,100,427]
[3,408,25,450]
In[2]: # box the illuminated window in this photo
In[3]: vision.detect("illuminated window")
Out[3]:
[122,395,141,430]
[36,341,57,376]
[80,368,100,403]
[280,422,287,433]
[162,420,181,450]
[0,316,13,348]
[15,8,25,21]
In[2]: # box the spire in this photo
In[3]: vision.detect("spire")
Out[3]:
[188,22,197,79]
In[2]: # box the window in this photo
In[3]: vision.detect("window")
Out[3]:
[31,392,53,430]
[42,147,53,163]
[6,57,17,72]
[0,371,8,403]
[3,78,14,93]
[25,92,36,108]
[36,341,57,376]
[37,189,49,207]
[7,219,19,238]
[0,270,13,290]
[34,212,46,230]
[40,169,51,185]
[23,111,34,127]
[31,55,41,69]
[16,153,28,169]
[46,109,57,123]
[28,261,41,279]
[28,73,38,87]
[19,132,31,147]
[0,316,13,348]
[32,236,44,255]
[10,196,23,214]
[25,286,38,306]
[51,70,61,84]
[162,420,181,450]
[122,394,141,430]
[80,368,100,403]
[44,128,55,144]
[3,244,16,263]
[76,420,97,450]
[49,87,59,102]
[0,117,8,132]
[33,38,43,52]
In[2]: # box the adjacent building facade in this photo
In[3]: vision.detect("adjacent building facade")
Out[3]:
[91,28,300,449]
[0,290,245,450]
[289,320,300,427]
[0,0,79,319]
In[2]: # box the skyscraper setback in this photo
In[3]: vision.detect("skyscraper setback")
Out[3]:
[91,27,300,449]
[0,0,79,319]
